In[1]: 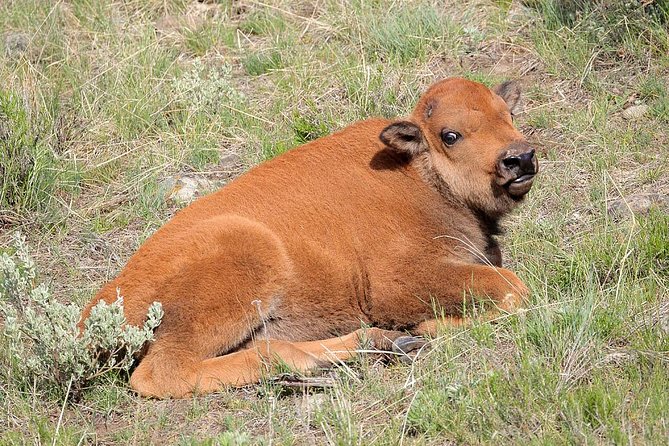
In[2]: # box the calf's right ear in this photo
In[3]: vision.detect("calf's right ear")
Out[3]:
[493,80,522,116]
[379,121,427,156]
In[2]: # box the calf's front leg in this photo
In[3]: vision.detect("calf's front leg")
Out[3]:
[371,260,529,331]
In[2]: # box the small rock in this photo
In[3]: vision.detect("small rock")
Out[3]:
[568,210,583,223]
[155,15,180,34]
[622,104,649,121]
[607,193,669,220]
[219,153,242,169]
[4,32,30,57]
[189,1,223,18]
[163,176,215,203]
[159,177,177,195]
[298,392,327,416]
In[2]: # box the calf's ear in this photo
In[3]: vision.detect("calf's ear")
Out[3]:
[379,121,426,156]
[493,80,522,116]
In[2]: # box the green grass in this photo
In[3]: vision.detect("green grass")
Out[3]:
[243,50,283,76]
[1,0,668,444]
[362,3,459,65]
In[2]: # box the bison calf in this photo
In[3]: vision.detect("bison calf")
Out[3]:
[81,77,539,398]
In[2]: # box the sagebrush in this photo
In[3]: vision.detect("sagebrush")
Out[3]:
[0,233,163,397]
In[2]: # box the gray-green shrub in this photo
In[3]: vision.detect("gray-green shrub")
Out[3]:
[0,233,163,398]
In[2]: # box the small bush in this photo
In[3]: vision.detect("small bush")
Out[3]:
[172,60,244,114]
[0,233,163,398]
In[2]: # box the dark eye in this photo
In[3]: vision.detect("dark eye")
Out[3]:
[441,130,461,146]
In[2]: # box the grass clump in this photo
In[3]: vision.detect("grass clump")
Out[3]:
[238,10,287,36]
[0,90,59,217]
[527,0,668,29]
[243,50,283,76]
[0,233,163,398]
[528,0,669,65]
[183,23,235,57]
[291,112,331,144]
[364,4,458,64]
[638,76,669,122]
[178,430,252,446]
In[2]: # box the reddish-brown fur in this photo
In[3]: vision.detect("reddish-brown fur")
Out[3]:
[81,78,539,398]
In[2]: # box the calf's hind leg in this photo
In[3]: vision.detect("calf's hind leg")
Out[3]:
[130,327,414,398]
[121,216,295,398]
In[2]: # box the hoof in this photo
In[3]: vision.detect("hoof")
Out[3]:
[391,336,429,363]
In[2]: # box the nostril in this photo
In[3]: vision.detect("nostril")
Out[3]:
[502,156,520,170]
[519,149,536,171]
[520,149,536,163]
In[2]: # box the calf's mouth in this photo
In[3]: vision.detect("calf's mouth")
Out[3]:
[504,173,536,197]
[496,146,539,198]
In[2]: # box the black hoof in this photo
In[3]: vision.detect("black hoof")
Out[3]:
[391,336,429,363]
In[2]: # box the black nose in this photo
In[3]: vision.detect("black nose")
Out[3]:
[501,149,536,174]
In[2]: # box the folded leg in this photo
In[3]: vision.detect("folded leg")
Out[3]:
[129,327,415,398]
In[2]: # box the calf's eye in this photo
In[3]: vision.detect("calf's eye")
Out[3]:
[441,130,461,146]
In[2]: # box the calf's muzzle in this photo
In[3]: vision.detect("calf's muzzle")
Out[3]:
[496,142,539,198]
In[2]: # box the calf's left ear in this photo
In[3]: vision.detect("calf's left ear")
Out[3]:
[379,121,427,156]
[493,80,522,116]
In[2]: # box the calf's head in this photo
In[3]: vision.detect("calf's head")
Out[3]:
[380,77,539,218]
